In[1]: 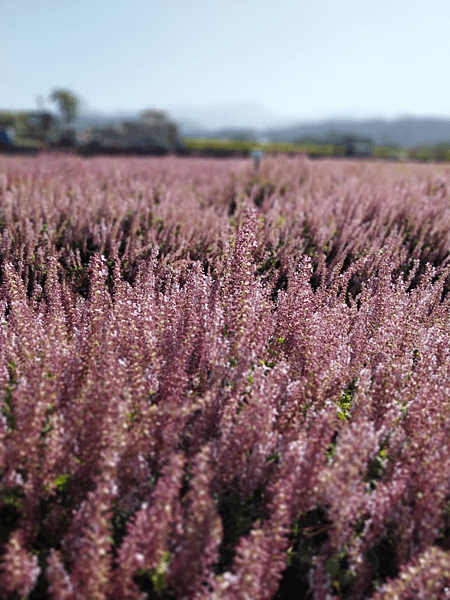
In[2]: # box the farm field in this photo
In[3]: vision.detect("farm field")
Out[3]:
[2,153,450,598]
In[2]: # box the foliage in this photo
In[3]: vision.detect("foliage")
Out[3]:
[182,137,332,156]
[1,154,450,597]
[409,143,450,163]
[184,137,450,163]
[48,88,80,125]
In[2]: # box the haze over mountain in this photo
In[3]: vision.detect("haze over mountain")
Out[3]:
[263,116,450,147]
[75,102,297,137]
[164,102,299,135]
[75,103,450,148]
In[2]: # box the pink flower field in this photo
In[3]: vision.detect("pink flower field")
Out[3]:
[1,153,450,598]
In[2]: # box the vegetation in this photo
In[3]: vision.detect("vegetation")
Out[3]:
[2,154,450,598]
[183,136,450,162]
[184,137,339,157]
[48,89,80,126]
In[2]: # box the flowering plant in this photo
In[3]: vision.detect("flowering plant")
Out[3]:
[1,154,450,598]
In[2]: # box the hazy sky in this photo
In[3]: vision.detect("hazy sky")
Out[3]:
[2,0,450,121]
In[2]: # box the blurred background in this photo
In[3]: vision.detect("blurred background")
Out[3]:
[1,0,450,157]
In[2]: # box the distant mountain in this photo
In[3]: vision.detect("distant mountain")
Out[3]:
[75,108,450,147]
[175,113,450,147]
[263,117,450,147]
[174,118,210,138]
[74,103,291,138]
[166,102,297,132]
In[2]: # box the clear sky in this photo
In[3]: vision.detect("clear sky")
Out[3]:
[2,0,450,122]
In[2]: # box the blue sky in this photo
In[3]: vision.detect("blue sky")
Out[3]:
[2,0,450,123]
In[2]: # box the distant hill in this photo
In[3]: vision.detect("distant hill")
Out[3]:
[166,102,297,132]
[181,116,450,147]
[75,109,450,147]
[263,117,450,147]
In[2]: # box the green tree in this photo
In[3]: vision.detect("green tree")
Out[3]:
[49,88,80,125]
